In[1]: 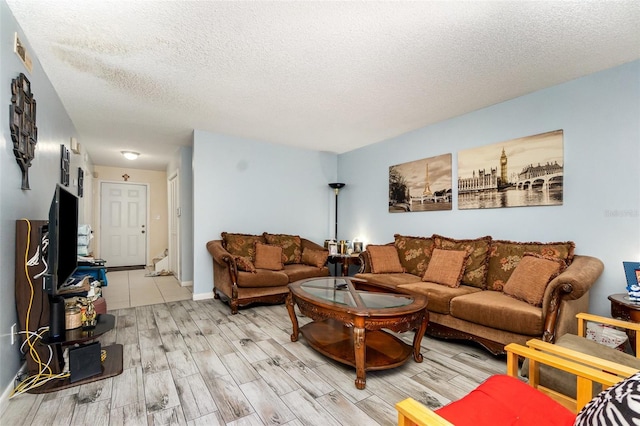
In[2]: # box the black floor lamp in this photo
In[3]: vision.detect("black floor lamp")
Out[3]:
[328,183,345,241]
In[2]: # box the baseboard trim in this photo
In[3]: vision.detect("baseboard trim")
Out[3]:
[193,291,214,301]
[180,280,193,287]
[0,362,26,417]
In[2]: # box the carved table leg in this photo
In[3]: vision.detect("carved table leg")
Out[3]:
[353,327,366,389]
[286,292,299,342]
[412,310,428,363]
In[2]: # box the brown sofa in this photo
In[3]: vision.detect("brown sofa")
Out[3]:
[206,232,330,314]
[354,234,604,355]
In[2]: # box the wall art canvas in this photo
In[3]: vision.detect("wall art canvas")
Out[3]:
[389,153,452,213]
[458,129,563,210]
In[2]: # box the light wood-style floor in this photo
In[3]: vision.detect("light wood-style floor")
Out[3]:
[2,272,507,426]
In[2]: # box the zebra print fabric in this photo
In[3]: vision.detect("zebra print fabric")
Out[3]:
[574,371,640,425]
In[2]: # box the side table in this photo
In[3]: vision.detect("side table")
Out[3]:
[328,254,362,276]
[608,293,640,354]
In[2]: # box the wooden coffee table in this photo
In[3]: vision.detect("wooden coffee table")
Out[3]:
[286,277,428,389]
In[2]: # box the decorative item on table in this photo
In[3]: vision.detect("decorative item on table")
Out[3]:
[623,261,640,302]
[338,240,347,255]
[82,300,97,329]
[328,242,338,255]
[65,306,82,330]
[353,240,363,253]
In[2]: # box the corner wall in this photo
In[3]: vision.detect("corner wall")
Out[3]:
[192,130,338,297]
[338,60,640,317]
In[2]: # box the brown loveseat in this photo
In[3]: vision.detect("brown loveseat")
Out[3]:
[207,232,330,314]
[354,234,604,355]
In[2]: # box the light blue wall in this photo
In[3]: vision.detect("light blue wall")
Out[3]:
[192,130,338,297]
[1,1,86,400]
[339,60,640,317]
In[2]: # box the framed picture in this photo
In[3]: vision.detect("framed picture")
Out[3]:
[328,242,338,255]
[60,144,70,186]
[458,130,564,209]
[78,167,84,197]
[389,153,452,213]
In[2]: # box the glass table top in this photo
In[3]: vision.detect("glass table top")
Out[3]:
[299,277,414,309]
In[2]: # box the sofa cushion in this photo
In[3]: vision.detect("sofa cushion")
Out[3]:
[367,245,404,273]
[236,270,289,288]
[254,242,284,271]
[435,375,575,426]
[264,233,302,264]
[502,253,566,306]
[394,234,435,277]
[283,264,330,282]
[222,232,265,261]
[234,256,256,273]
[354,272,422,288]
[450,291,544,336]
[301,248,329,268]
[422,248,468,288]
[399,282,481,314]
[486,240,575,291]
[433,235,492,289]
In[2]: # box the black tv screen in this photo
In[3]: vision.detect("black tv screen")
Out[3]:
[45,184,78,294]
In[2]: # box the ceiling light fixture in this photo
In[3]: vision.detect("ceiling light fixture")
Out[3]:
[121,151,140,160]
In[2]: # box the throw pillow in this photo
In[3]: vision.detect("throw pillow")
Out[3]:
[422,248,468,288]
[394,234,435,277]
[221,232,265,261]
[234,256,256,273]
[433,234,492,289]
[574,371,640,425]
[263,233,302,264]
[367,245,404,273]
[502,253,566,306]
[486,240,575,291]
[254,242,284,271]
[302,248,329,268]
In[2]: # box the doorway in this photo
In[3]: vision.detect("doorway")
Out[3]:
[100,182,148,267]
[168,172,180,279]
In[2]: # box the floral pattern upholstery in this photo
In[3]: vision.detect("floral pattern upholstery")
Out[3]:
[486,240,575,291]
[394,234,435,277]
[433,235,492,289]
[222,232,265,261]
[264,233,302,264]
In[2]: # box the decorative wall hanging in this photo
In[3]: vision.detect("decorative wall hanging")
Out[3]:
[60,144,70,186]
[457,129,564,209]
[78,167,84,197]
[10,73,38,190]
[389,153,452,213]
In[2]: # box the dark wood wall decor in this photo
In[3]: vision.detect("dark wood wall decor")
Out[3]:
[10,73,38,190]
[78,167,84,197]
[60,144,70,186]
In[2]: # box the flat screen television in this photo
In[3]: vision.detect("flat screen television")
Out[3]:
[44,184,79,295]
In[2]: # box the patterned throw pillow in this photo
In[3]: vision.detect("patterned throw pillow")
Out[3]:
[394,234,435,277]
[367,245,404,273]
[502,253,566,306]
[433,235,492,289]
[574,371,640,425]
[221,232,265,261]
[301,248,329,268]
[422,248,469,288]
[264,233,302,264]
[486,240,575,291]
[254,242,284,271]
[234,256,256,273]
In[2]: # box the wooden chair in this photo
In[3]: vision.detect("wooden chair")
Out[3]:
[396,337,639,425]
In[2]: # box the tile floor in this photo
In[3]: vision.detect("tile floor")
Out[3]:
[101,268,193,310]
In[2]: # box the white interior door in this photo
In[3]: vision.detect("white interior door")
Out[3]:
[100,182,147,267]
[168,172,180,279]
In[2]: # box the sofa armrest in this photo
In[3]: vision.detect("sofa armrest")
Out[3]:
[206,240,235,266]
[544,255,604,303]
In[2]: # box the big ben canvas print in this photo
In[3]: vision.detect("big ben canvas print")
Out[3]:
[457,130,564,209]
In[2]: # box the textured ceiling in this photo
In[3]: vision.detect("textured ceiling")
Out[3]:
[6,1,640,171]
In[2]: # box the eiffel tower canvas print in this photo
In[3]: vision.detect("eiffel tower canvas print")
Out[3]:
[389,153,452,213]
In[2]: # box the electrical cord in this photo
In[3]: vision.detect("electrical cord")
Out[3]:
[10,219,70,398]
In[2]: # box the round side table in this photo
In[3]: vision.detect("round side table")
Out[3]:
[608,293,640,353]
